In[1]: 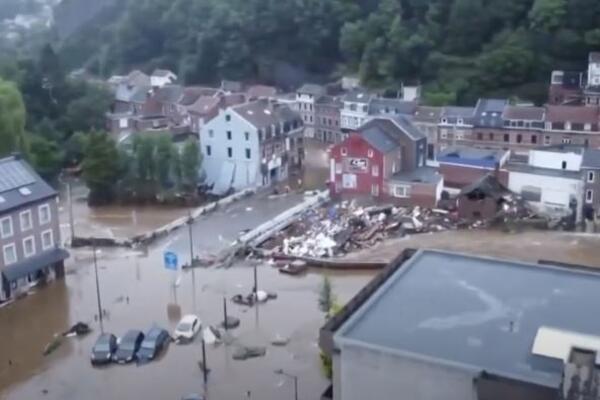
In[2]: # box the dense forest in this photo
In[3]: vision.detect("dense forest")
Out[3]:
[56,0,600,104]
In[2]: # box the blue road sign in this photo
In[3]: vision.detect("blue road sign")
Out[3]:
[164,251,178,271]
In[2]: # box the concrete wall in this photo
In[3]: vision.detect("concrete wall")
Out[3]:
[529,150,582,171]
[508,171,582,212]
[200,109,261,190]
[336,343,477,400]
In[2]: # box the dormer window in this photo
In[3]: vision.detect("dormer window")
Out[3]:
[441,118,448,124]
[457,118,463,125]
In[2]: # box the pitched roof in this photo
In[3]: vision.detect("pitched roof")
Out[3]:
[413,106,442,123]
[152,69,175,78]
[154,85,184,105]
[233,99,301,130]
[126,70,151,87]
[315,95,342,107]
[247,85,277,99]
[115,84,151,104]
[297,83,326,96]
[441,106,475,118]
[582,149,600,169]
[221,80,244,93]
[343,89,373,104]
[358,116,424,153]
[545,105,600,123]
[369,98,417,116]
[179,87,222,106]
[186,96,221,116]
[473,98,509,128]
[360,126,399,153]
[0,155,57,213]
[502,105,545,121]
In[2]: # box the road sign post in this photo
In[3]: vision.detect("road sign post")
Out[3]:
[164,251,179,288]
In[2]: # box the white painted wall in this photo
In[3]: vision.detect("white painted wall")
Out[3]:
[150,72,177,88]
[589,62,600,87]
[508,171,582,216]
[200,108,260,191]
[529,150,582,171]
[336,343,477,400]
[341,103,369,130]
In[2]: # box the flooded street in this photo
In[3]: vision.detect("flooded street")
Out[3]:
[2,189,600,399]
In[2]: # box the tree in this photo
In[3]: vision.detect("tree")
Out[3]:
[64,131,88,166]
[529,0,567,32]
[155,135,174,189]
[445,0,487,55]
[0,79,27,157]
[318,275,336,315]
[28,135,63,182]
[64,84,112,134]
[181,138,200,192]
[81,131,121,205]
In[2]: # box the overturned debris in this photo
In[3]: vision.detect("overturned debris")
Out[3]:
[221,316,240,329]
[232,345,267,360]
[62,322,91,337]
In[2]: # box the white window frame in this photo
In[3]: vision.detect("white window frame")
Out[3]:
[372,165,379,177]
[393,185,410,198]
[38,204,51,225]
[341,147,347,156]
[0,216,13,238]
[588,171,596,183]
[367,149,374,158]
[586,189,594,204]
[23,236,35,258]
[20,210,32,232]
[41,229,54,250]
[3,243,16,265]
[544,135,551,145]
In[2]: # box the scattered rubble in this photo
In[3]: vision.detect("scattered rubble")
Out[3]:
[221,316,240,329]
[62,322,91,337]
[43,335,63,356]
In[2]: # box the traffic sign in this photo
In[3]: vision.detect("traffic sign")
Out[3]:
[164,251,178,271]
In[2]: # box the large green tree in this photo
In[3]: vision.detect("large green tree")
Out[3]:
[81,131,121,205]
[0,79,27,157]
[181,138,200,193]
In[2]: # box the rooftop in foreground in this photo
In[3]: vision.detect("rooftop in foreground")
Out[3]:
[335,250,600,388]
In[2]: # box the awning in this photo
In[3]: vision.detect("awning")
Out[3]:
[2,248,69,282]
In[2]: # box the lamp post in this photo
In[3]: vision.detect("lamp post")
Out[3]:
[93,244,104,333]
[274,369,298,400]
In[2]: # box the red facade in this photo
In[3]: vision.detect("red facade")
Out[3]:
[330,134,384,197]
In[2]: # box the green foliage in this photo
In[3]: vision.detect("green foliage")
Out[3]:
[0,79,27,157]
[529,0,567,32]
[318,275,335,314]
[82,131,121,205]
[28,135,63,182]
[181,138,200,192]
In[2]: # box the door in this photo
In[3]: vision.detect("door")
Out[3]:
[371,183,379,197]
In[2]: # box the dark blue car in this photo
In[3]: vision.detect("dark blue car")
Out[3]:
[137,327,171,362]
[112,330,144,364]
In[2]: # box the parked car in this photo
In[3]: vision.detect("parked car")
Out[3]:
[91,333,117,365]
[174,315,201,341]
[112,330,144,364]
[137,327,171,362]
[181,395,204,400]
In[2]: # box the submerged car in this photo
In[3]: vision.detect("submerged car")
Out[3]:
[112,330,144,364]
[137,327,171,362]
[174,315,201,341]
[91,333,117,365]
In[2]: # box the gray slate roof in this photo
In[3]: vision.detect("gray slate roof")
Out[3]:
[358,116,425,153]
[502,106,545,121]
[335,249,600,388]
[474,98,509,128]
[154,85,184,105]
[582,149,600,169]
[369,98,417,116]
[389,167,442,185]
[413,106,442,123]
[233,100,301,130]
[0,155,57,213]
[297,83,326,96]
[115,84,151,104]
[360,126,399,154]
[343,89,373,104]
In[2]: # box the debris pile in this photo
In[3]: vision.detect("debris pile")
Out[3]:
[262,201,459,258]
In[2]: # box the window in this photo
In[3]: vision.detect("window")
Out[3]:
[516,134,522,144]
[477,133,483,141]
[393,185,410,198]
[20,210,32,231]
[42,230,53,250]
[244,132,249,141]
[531,135,537,144]
[362,105,368,112]
[309,115,313,123]
[544,135,551,145]
[562,137,572,144]
[372,165,379,177]
[23,236,35,257]
[3,243,16,265]
[562,161,567,170]
[206,145,212,156]
[371,184,379,196]
[367,149,374,158]
[0,216,12,238]
[521,186,542,202]
[457,118,463,125]
[489,133,494,141]
[245,148,251,159]
[504,134,510,143]
[208,129,214,138]
[225,114,231,122]
[38,204,51,225]
[227,131,232,140]
[440,130,448,139]
[341,147,347,156]
[441,118,447,124]
[335,163,342,174]
[552,122,565,130]
[588,171,595,183]
[586,189,594,204]
[227,147,233,158]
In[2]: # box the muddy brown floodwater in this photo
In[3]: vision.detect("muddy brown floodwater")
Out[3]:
[2,186,600,400]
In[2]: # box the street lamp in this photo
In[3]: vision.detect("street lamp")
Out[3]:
[92,244,104,333]
[274,369,298,400]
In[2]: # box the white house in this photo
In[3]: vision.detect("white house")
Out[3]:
[151,69,177,88]
[340,89,373,131]
[508,147,584,221]
[200,99,303,194]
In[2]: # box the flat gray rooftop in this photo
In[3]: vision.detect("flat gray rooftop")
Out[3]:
[336,250,600,388]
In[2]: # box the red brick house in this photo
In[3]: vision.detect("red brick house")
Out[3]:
[329,116,443,208]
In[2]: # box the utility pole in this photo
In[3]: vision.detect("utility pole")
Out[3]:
[201,338,208,384]
[223,297,228,331]
[253,264,258,297]
[93,245,104,333]
[187,212,195,267]
[67,182,75,242]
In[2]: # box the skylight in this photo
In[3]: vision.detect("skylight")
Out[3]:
[19,187,32,196]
